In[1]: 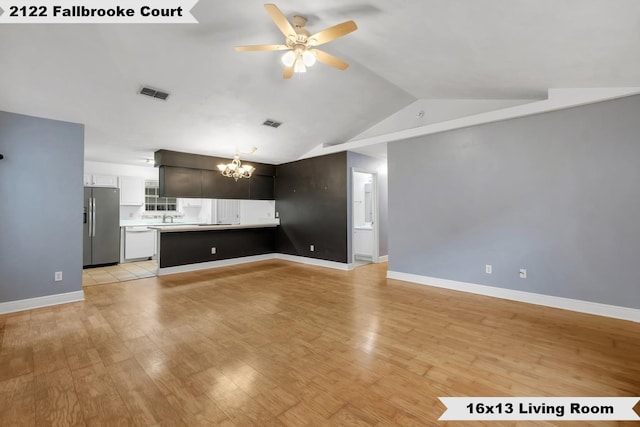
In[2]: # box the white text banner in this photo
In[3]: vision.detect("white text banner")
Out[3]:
[439,397,640,421]
[0,0,199,23]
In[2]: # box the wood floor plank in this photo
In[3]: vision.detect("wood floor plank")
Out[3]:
[0,373,35,426]
[34,369,84,426]
[0,260,638,426]
[0,347,34,382]
[71,363,130,425]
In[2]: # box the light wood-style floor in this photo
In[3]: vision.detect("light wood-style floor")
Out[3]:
[1,260,639,426]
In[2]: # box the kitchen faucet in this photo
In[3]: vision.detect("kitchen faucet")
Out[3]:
[162,214,174,223]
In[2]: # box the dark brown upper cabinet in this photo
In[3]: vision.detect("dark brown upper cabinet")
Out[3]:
[156,150,275,200]
[159,166,202,198]
[202,169,250,199]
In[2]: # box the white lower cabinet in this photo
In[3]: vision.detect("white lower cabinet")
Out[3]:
[353,228,373,257]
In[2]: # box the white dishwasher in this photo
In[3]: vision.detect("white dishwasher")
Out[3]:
[124,226,156,260]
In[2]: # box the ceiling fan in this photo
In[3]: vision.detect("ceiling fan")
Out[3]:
[235,4,357,79]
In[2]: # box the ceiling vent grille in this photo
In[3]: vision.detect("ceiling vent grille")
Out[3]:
[139,86,170,101]
[262,119,282,128]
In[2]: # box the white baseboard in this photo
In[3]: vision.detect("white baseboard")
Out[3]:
[377,255,389,263]
[387,271,640,323]
[275,254,353,271]
[158,254,277,275]
[0,290,85,315]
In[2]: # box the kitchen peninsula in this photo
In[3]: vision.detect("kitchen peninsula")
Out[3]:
[150,149,280,273]
[150,221,279,272]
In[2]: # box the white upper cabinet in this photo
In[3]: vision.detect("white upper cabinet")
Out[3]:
[118,176,145,206]
[85,174,118,187]
[180,198,202,207]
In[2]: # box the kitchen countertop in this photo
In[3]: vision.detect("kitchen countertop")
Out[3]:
[149,222,279,233]
[120,221,206,227]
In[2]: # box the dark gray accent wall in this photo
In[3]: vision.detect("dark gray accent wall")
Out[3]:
[388,95,640,309]
[346,151,389,260]
[0,111,84,303]
[159,228,276,268]
[275,152,348,263]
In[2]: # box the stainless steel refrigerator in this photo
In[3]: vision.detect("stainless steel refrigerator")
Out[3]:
[83,187,120,267]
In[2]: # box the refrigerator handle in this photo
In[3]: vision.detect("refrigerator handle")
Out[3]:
[88,198,93,237]
[92,197,96,237]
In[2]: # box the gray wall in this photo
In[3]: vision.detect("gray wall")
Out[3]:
[388,95,640,309]
[347,151,388,260]
[0,111,84,303]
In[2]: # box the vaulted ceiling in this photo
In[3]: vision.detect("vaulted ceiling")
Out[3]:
[1,0,639,165]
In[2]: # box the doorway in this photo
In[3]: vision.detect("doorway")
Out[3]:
[352,169,379,265]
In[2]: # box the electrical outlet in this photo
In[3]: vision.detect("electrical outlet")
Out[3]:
[275,211,279,218]
[485,265,492,274]
[211,247,216,255]
[54,271,63,282]
[310,245,314,252]
[519,268,527,279]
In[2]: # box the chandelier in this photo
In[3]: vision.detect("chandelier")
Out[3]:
[217,151,255,181]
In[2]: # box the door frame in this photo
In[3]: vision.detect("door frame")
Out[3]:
[351,168,379,264]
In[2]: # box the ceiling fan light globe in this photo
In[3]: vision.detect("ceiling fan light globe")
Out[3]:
[294,59,307,73]
[302,50,316,67]
[281,50,296,67]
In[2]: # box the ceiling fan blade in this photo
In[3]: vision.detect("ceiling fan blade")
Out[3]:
[283,65,294,79]
[313,50,349,70]
[235,44,289,52]
[308,20,357,46]
[264,4,296,38]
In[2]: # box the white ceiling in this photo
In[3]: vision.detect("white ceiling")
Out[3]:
[1,0,639,165]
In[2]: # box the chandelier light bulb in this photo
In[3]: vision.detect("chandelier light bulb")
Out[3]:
[281,50,296,67]
[218,152,255,181]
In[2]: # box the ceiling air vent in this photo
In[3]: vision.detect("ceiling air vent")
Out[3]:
[139,86,170,101]
[262,119,282,128]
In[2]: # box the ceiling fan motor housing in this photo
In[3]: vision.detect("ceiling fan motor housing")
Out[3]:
[292,16,311,36]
